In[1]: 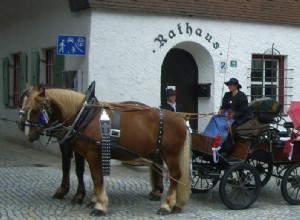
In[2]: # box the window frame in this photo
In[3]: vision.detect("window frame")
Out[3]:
[13,53,27,107]
[42,48,64,87]
[250,54,285,106]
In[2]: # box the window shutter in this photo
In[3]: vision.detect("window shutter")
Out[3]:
[53,53,64,87]
[20,53,28,92]
[31,52,40,85]
[2,57,9,105]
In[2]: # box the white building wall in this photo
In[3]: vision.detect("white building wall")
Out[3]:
[1,3,300,149]
[89,10,223,107]
[88,10,300,130]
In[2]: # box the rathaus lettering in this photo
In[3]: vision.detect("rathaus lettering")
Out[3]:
[153,22,220,53]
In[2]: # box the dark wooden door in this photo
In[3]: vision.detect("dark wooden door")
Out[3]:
[161,48,198,129]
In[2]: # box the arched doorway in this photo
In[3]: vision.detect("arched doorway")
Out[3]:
[161,48,198,129]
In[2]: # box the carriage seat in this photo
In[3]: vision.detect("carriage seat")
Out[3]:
[235,118,271,140]
[238,98,283,140]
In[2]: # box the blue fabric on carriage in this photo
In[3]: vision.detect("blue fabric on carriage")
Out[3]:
[203,114,235,145]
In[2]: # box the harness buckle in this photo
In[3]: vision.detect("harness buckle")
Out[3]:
[110,129,121,138]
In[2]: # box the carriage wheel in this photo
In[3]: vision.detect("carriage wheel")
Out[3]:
[281,162,300,205]
[191,153,220,193]
[246,149,273,187]
[219,163,261,210]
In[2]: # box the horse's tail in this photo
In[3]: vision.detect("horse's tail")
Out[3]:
[176,128,191,208]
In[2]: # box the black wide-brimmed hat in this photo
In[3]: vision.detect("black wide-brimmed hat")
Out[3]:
[165,88,176,96]
[224,78,242,89]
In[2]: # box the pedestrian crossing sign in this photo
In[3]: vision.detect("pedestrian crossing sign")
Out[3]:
[57,35,86,56]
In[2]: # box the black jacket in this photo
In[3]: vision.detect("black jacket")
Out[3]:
[220,91,252,125]
[161,102,183,112]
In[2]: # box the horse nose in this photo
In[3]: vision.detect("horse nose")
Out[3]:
[26,131,38,143]
[25,125,39,142]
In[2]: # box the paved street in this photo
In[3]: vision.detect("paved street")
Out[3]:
[1,139,300,220]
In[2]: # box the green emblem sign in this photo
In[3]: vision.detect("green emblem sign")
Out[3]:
[230,60,237,67]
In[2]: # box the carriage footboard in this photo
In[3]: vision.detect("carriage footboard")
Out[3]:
[191,132,215,155]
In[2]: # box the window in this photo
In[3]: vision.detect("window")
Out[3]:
[31,52,40,85]
[43,48,64,86]
[251,57,279,101]
[2,57,9,106]
[45,49,54,84]
[12,53,22,106]
[2,49,63,107]
[249,54,293,112]
[1,53,27,107]
[14,53,28,107]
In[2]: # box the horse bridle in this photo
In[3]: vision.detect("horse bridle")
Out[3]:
[25,109,50,129]
[18,89,30,131]
[19,95,56,134]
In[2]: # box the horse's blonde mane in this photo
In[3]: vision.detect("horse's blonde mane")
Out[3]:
[24,88,85,120]
[23,87,150,121]
[46,89,85,119]
[45,89,85,119]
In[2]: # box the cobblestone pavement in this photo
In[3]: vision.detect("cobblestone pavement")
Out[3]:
[1,139,300,220]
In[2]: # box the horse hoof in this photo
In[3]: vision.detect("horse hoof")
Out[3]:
[172,206,182,214]
[157,208,170,215]
[149,192,161,201]
[86,201,96,209]
[90,209,105,216]
[71,197,83,205]
[53,193,65,200]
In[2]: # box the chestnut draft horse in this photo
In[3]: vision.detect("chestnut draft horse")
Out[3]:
[18,87,86,204]
[18,86,163,206]
[21,85,191,216]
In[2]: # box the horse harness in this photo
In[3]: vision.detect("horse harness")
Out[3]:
[60,102,164,176]
[63,105,164,158]
[24,86,165,175]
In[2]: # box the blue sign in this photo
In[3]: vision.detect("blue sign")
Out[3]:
[57,35,86,56]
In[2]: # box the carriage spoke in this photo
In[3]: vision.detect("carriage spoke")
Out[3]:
[191,154,220,193]
[226,171,256,205]
[226,185,240,203]
[286,174,300,200]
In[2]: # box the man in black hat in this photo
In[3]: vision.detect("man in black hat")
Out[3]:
[218,78,252,156]
[161,88,183,112]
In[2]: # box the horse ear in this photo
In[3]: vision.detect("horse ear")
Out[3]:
[33,83,41,91]
[40,87,46,97]
[25,82,30,90]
